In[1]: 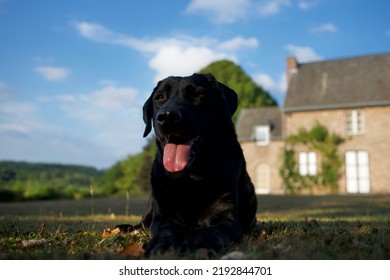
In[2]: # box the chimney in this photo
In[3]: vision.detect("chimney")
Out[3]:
[286,56,298,82]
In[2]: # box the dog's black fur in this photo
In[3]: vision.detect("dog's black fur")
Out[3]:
[140,73,257,256]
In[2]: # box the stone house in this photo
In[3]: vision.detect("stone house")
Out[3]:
[236,53,390,194]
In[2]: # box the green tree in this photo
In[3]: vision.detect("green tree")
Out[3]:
[98,155,141,196]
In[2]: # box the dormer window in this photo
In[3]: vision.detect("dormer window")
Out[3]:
[254,125,270,146]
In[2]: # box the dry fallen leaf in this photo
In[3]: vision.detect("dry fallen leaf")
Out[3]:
[101,227,121,238]
[119,242,145,257]
[22,239,49,248]
[130,229,141,237]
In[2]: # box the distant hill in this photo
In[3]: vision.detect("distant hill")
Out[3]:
[198,60,277,122]
[0,161,103,201]
[0,161,102,176]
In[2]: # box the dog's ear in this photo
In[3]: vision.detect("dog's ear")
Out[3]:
[142,94,153,138]
[217,82,238,118]
[200,73,238,119]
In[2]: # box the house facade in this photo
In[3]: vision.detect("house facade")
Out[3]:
[237,53,390,194]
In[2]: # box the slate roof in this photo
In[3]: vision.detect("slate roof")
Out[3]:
[284,53,390,112]
[236,107,282,142]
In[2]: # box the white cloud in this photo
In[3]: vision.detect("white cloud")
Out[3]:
[253,73,287,103]
[149,46,228,82]
[254,73,286,92]
[286,44,323,62]
[51,85,139,122]
[0,123,29,134]
[34,66,69,81]
[258,0,291,16]
[186,0,315,21]
[72,21,258,53]
[72,21,145,51]
[310,23,338,33]
[298,1,317,10]
[72,21,259,82]
[186,0,299,22]
[0,101,60,138]
[74,21,112,41]
[92,86,138,110]
[0,102,37,124]
[218,36,259,51]
[73,21,175,52]
[186,0,250,24]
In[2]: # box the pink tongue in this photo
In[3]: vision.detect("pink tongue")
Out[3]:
[163,142,192,172]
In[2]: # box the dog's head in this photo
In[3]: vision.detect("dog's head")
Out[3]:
[142,73,238,173]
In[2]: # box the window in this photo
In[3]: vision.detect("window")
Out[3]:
[345,151,370,193]
[254,126,270,146]
[346,110,365,135]
[299,152,317,176]
[255,164,270,194]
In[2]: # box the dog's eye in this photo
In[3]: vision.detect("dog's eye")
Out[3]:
[155,92,166,101]
[193,91,205,100]
[192,91,205,105]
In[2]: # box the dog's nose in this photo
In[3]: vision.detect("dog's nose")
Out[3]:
[156,108,182,126]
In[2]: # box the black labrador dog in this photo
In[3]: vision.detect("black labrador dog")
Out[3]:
[140,73,257,256]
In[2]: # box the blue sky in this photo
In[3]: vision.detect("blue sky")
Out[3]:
[0,0,389,169]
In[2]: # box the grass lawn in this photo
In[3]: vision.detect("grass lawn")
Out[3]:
[0,195,389,259]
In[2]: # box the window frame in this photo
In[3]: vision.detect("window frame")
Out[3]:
[345,150,370,193]
[254,125,270,146]
[255,164,271,194]
[299,151,317,176]
[345,110,365,136]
